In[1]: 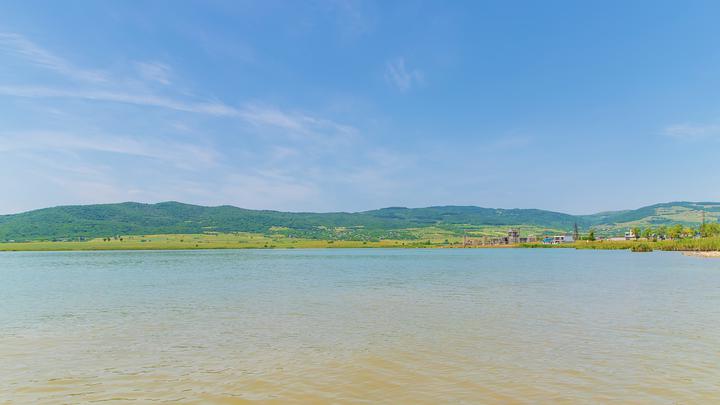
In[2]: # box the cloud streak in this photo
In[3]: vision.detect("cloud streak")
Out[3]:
[384,57,423,91]
[0,31,372,213]
[0,85,235,115]
[0,131,220,170]
[0,32,108,83]
[0,32,359,145]
[0,85,357,143]
[665,123,720,140]
[135,61,173,85]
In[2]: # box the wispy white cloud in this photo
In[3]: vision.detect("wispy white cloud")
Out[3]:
[664,123,720,140]
[0,85,357,143]
[0,33,358,145]
[384,57,423,92]
[0,32,108,83]
[0,85,234,115]
[134,61,173,85]
[0,32,373,213]
[0,131,220,170]
[238,104,357,142]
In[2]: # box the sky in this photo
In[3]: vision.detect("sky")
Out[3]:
[1,0,720,215]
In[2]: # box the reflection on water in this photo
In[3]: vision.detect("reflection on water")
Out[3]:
[1,249,719,403]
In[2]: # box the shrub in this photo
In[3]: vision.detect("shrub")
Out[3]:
[631,243,653,252]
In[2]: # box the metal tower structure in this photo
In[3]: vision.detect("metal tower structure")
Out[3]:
[573,222,579,241]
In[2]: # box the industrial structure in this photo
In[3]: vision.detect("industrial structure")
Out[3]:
[463,229,538,246]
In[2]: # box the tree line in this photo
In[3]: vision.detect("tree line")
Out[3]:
[622,223,720,241]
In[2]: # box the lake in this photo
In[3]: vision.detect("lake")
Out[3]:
[1,248,719,403]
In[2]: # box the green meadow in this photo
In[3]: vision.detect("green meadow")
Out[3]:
[0,224,564,252]
[0,231,458,251]
[5,231,719,252]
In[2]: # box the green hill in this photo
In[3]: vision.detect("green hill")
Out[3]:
[579,202,720,234]
[0,202,578,241]
[0,201,718,242]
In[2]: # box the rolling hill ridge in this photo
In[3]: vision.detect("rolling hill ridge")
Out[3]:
[0,201,719,242]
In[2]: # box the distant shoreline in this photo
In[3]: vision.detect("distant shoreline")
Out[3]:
[2,237,719,254]
[2,201,719,246]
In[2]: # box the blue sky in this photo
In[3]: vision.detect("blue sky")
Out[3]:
[1,0,720,215]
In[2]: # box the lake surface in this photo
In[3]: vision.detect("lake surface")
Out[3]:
[1,248,719,403]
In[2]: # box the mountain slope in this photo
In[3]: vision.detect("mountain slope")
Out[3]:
[580,201,720,232]
[0,201,718,242]
[0,202,579,241]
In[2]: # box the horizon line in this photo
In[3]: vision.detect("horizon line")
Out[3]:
[2,199,719,218]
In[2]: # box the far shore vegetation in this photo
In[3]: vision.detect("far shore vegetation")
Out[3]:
[522,238,720,253]
[1,223,719,252]
[523,223,720,252]
[2,202,719,253]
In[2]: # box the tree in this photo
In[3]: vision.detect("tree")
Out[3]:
[642,228,653,240]
[668,224,684,239]
[588,230,596,241]
[656,225,667,239]
[700,223,720,238]
[631,227,641,240]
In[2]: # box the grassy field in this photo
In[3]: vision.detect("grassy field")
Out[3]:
[0,232,462,251]
[0,224,556,252]
[3,231,719,252]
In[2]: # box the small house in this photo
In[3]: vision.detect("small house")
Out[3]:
[553,235,574,244]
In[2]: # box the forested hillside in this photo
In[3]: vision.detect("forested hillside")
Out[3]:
[1,201,718,241]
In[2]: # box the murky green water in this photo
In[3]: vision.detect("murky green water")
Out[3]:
[1,249,719,403]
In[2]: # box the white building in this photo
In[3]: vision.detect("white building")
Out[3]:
[553,235,574,244]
